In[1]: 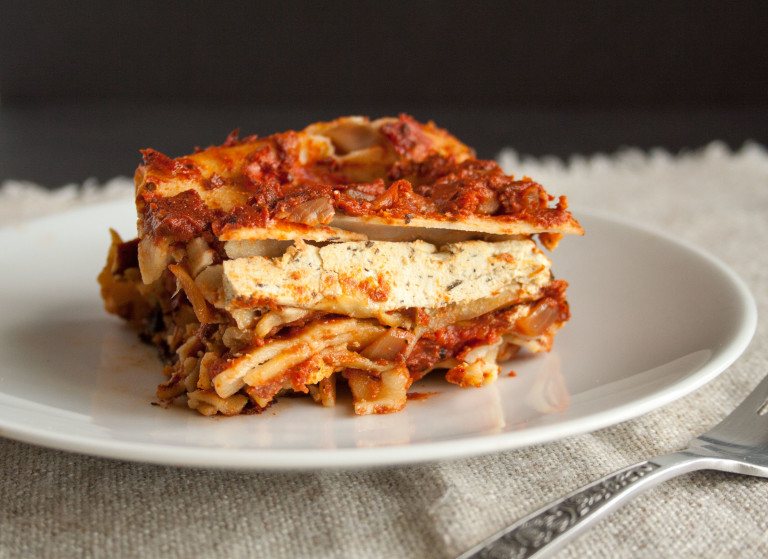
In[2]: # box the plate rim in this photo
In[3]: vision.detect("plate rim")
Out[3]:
[0,203,758,470]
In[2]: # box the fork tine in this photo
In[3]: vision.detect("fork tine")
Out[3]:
[725,373,768,417]
[698,373,768,449]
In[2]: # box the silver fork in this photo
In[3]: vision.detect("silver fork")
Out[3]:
[458,372,768,559]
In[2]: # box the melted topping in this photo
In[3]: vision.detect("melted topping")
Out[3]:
[135,114,582,244]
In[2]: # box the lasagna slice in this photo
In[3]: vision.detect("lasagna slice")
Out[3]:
[98,115,582,416]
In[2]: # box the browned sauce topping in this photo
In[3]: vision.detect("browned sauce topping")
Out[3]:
[141,189,214,242]
[379,115,433,160]
[136,115,581,242]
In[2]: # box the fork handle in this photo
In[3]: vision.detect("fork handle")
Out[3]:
[457,451,709,559]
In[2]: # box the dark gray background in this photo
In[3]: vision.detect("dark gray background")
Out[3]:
[2,1,766,187]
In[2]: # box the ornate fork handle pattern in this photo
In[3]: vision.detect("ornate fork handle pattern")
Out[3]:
[480,463,659,558]
[458,453,710,559]
[506,463,660,557]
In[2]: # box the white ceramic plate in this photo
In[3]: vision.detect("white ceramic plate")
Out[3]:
[0,201,756,469]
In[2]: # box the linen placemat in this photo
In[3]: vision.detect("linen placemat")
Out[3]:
[1,141,766,558]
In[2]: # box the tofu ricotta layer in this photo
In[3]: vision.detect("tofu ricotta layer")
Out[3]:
[99,115,582,416]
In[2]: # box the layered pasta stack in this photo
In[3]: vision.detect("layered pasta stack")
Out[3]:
[99,115,582,416]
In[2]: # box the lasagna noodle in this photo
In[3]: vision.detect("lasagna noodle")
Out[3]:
[99,114,581,416]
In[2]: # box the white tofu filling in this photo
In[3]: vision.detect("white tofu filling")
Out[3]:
[222,238,552,316]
